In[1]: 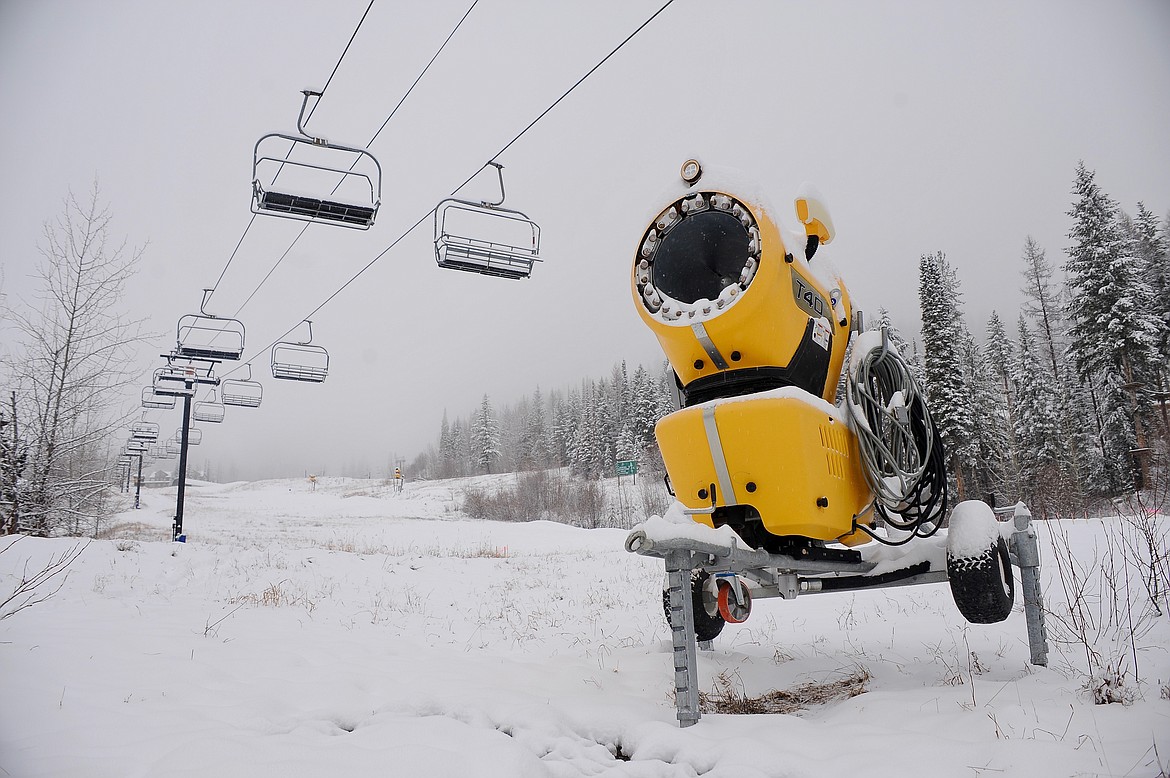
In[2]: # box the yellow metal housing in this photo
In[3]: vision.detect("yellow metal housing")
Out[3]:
[655,391,874,545]
[632,188,853,405]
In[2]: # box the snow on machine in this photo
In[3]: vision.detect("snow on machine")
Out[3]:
[625,160,1048,726]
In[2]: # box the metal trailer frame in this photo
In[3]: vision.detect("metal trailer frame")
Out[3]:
[626,503,1048,727]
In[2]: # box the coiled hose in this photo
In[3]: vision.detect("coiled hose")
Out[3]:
[844,328,948,543]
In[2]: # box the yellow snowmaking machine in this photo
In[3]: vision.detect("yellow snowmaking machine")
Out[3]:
[624,160,1049,726]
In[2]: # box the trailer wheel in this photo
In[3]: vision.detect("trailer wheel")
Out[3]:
[716,578,752,623]
[663,570,725,641]
[948,535,1014,624]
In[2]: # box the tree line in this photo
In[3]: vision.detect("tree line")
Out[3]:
[915,162,1167,517]
[2,164,1165,537]
[410,362,678,480]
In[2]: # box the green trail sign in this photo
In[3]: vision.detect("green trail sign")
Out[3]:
[615,460,638,476]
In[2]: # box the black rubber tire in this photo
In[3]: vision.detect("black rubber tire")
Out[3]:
[948,535,1014,624]
[662,569,725,641]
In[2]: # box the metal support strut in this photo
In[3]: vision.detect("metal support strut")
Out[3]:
[665,549,701,727]
[1006,503,1048,667]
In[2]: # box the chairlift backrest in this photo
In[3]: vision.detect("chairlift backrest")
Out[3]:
[252,91,381,230]
[141,386,177,409]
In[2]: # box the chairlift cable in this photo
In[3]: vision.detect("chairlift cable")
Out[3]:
[203,1,378,308]
[490,0,675,162]
[221,0,675,376]
[304,0,377,127]
[224,0,479,320]
[364,0,479,148]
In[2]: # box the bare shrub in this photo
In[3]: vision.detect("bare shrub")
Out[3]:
[700,667,870,715]
[1045,517,1161,704]
[1,537,88,620]
[229,580,315,613]
[96,521,168,542]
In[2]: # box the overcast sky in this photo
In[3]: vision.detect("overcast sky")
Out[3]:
[2,0,1168,480]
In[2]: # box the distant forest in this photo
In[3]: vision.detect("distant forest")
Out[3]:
[412,163,1170,519]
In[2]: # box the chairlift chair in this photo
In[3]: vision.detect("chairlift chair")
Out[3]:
[130,421,160,442]
[192,390,226,424]
[166,441,182,455]
[176,290,246,361]
[221,364,263,408]
[252,90,382,230]
[176,427,203,446]
[153,366,198,398]
[434,163,541,280]
[271,320,329,383]
[142,386,177,410]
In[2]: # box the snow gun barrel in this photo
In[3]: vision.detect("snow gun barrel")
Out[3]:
[631,160,852,407]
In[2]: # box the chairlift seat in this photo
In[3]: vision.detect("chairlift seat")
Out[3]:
[221,378,263,408]
[271,362,328,383]
[437,236,539,280]
[256,187,376,228]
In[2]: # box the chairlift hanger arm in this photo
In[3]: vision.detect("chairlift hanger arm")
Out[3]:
[483,161,505,208]
[297,90,325,142]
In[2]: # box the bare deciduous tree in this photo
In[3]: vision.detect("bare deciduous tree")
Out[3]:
[1,183,147,536]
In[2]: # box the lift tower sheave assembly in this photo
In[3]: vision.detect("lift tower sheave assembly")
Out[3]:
[625,161,1048,727]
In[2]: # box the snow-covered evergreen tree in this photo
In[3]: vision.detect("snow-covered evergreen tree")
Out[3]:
[1128,203,1169,391]
[918,251,977,499]
[1064,163,1161,490]
[959,331,1010,504]
[471,394,500,474]
[519,387,549,469]
[1011,317,1064,515]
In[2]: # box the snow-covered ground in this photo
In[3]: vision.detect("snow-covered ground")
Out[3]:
[2,476,1167,777]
